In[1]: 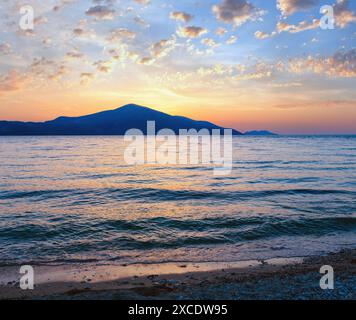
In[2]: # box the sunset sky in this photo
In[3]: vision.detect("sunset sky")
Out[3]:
[0,0,355,134]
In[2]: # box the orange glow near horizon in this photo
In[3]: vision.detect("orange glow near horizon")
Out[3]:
[1,81,355,134]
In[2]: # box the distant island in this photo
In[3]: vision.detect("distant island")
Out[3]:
[0,104,243,136]
[244,130,278,136]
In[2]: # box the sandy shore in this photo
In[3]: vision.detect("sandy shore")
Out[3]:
[0,249,355,300]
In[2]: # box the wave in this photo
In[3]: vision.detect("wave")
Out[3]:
[1,215,355,246]
[1,187,354,202]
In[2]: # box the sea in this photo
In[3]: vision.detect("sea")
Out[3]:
[0,135,355,266]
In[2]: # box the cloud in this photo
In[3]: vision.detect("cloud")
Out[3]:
[73,28,95,38]
[29,58,68,81]
[226,35,237,44]
[104,43,133,65]
[0,70,27,92]
[139,57,156,65]
[170,11,194,23]
[278,0,356,33]
[93,60,113,73]
[216,27,228,36]
[334,0,356,28]
[268,81,303,88]
[80,73,95,85]
[153,60,279,93]
[85,5,115,20]
[0,43,11,55]
[42,38,52,47]
[254,31,270,39]
[235,62,274,80]
[212,0,264,27]
[197,64,234,76]
[134,16,150,28]
[277,19,319,33]
[277,0,319,16]
[177,26,208,38]
[107,28,136,42]
[0,59,68,88]
[73,28,87,36]
[53,0,77,12]
[134,38,177,65]
[289,49,356,77]
[133,0,150,5]
[34,16,48,26]
[65,50,85,60]
[107,48,122,61]
[150,38,176,58]
[48,65,69,81]
[198,60,277,81]
[201,38,220,48]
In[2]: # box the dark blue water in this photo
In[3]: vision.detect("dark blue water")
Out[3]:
[0,136,355,266]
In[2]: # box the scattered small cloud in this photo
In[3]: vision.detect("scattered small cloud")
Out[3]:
[133,0,150,5]
[334,0,356,28]
[170,11,194,23]
[139,57,156,65]
[134,16,150,28]
[177,26,208,38]
[289,49,356,77]
[0,70,28,93]
[201,38,220,48]
[277,0,319,16]
[93,60,113,73]
[226,35,237,44]
[216,27,228,36]
[277,19,319,33]
[107,28,136,43]
[255,31,271,39]
[29,58,68,81]
[80,72,95,85]
[34,16,48,26]
[150,38,176,58]
[65,50,85,60]
[85,5,115,20]
[235,61,274,80]
[212,0,265,27]
[0,43,12,55]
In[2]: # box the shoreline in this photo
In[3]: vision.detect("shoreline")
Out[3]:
[0,249,355,300]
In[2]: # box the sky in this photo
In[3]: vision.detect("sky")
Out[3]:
[0,0,355,134]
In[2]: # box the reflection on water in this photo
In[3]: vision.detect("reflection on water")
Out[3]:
[0,136,355,265]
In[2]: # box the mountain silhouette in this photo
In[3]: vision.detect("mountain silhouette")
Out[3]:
[0,104,242,135]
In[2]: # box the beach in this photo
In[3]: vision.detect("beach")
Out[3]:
[0,249,355,300]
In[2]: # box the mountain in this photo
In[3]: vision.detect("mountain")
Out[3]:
[244,130,278,136]
[0,104,242,135]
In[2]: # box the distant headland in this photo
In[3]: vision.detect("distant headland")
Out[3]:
[0,104,243,136]
[0,104,278,136]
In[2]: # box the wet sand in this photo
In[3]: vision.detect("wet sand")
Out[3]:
[0,249,355,300]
